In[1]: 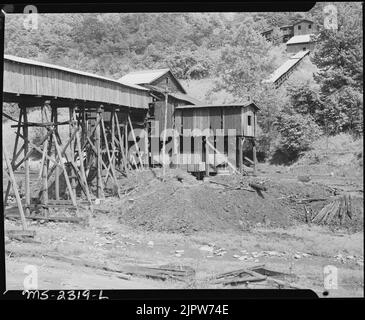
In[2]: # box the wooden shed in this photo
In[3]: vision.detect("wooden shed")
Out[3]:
[173,102,260,175]
[174,102,259,138]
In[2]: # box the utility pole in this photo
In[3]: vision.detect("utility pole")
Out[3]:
[162,77,169,180]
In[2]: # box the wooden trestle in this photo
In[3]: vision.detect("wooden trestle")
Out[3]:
[3,102,146,221]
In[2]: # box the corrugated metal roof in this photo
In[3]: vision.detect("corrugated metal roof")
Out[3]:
[118,69,170,85]
[4,54,148,91]
[175,101,259,110]
[286,34,314,45]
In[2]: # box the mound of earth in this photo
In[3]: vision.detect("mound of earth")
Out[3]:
[113,169,355,234]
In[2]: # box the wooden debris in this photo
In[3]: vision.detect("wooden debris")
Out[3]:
[311,195,353,224]
[210,268,267,286]
[297,197,329,203]
[209,265,300,288]
[209,181,255,192]
[249,266,298,282]
[6,211,86,224]
[5,248,194,283]
[7,229,36,242]
[249,182,267,192]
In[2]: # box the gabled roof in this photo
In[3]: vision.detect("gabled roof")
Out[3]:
[293,19,314,25]
[286,34,315,45]
[118,68,170,85]
[4,54,148,91]
[118,68,186,93]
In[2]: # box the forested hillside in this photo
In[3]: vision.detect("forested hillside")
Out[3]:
[3,2,363,163]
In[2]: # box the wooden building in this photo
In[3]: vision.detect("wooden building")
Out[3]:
[3,56,261,226]
[293,19,316,36]
[261,19,317,48]
[173,102,259,174]
[118,69,202,133]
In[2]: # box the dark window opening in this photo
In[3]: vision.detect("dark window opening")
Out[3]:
[303,47,306,51]
[248,115,252,126]
[148,103,155,118]
[308,24,312,29]
[298,25,301,30]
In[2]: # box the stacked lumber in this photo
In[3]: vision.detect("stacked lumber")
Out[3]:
[311,195,352,224]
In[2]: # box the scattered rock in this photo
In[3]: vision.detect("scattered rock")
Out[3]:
[147,241,154,247]
[199,245,214,252]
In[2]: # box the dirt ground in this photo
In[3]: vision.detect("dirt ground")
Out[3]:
[5,159,363,297]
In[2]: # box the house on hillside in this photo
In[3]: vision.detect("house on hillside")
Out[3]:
[261,24,294,43]
[286,34,316,53]
[261,18,317,53]
[292,19,317,36]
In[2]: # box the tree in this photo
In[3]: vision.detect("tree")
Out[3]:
[311,2,363,136]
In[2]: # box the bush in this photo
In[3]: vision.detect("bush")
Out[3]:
[270,113,322,164]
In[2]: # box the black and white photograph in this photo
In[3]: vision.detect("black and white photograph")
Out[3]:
[1,1,363,300]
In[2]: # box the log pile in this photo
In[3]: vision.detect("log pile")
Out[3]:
[311,195,353,224]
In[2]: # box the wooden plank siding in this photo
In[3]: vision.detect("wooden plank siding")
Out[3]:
[3,57,151,109]
[223,106,242,136]
[173,105,257,138]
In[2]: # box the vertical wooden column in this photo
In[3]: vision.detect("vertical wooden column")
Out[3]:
[128,115,143,169]
[69,106,77,199]
[252,139,257,175]
[205,137,210,177]
[42,139,49,216]
[111,110,116,170]
[125,118,128,167]
[22,105,30,216]
[115,113,128,175]
[238,136,243,173]
[96,106,103,198]
[53,106,60,200]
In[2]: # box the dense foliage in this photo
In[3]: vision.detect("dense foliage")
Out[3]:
[3,3,363,163]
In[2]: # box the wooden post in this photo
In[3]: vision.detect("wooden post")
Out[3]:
[96,106,103,198]
[69,107,77,199]
[162,87,169,179]
[128,115,144,169]
[125,118,128,168]
[101,117,121,197]
[4,109,23,207]
[238,136,243,173]
[114,113,128,176]
[41,139,49,216]
[53,132,77,206]
[111,110,116,170]
[22,105,30,216]
[53,106,60,200]
[75,130,93,206]
[205,137,209,177]
[3,146,27,230]
[252,139,257,176]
